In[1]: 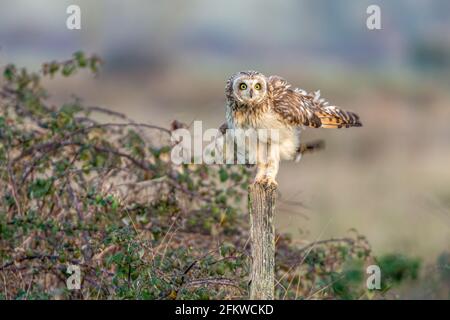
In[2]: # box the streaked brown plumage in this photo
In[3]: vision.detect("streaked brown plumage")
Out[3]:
[223,70,362,186]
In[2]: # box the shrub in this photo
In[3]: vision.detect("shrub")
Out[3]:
[0,53,418,299]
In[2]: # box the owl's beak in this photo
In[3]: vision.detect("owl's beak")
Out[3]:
[249,89,254,98]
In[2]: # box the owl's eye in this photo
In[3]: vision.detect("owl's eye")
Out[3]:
[239,83,247,90]
[254,83,262,90]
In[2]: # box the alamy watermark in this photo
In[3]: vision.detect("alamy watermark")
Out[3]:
[66,5,81,30]
[366,5,382,30]
[66,4,382,32]
[366,265,381,290]
[171,121,280,165]
[66,264,81,290]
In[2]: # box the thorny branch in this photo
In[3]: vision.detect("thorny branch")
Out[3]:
[0,53,376,300]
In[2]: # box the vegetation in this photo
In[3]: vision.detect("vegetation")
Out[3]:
[0,53,423,299]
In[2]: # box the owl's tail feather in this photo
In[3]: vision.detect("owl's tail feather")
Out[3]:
[316,107,362,129]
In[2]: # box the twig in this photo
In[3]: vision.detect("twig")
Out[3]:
[306,274,346,300]
[6,155,22,217]
[14,122,170,163]
[67,181,92,262]
[281,217,334,299]
[0,254,59,271]
[183,277,243,293]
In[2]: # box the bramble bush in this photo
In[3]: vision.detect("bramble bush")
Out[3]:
[0,53,422,299]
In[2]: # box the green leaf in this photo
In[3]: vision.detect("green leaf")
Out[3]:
[3,64,16,81]
[49,62,60,76]
[28,178,53,199]
[219,167,228,182]
[62,63,77,77]
[74,51,87,67]
[60,103,82,116]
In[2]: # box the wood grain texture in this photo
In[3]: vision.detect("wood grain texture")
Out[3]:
[248,182,277,300]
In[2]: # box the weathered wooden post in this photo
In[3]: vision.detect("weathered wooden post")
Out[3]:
[248,182,277,300]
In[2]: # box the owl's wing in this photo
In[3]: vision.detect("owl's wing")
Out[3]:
[268,76,362,129]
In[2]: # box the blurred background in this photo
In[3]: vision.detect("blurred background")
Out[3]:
[1,0,449,296]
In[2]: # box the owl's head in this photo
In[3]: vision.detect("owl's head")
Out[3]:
[228,71,268,105]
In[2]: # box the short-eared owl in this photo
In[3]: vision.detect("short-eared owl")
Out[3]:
[223,70,362,187]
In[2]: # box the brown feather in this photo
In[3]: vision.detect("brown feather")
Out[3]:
[267,76,362,129]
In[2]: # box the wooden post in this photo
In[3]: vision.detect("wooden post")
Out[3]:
[248,182,277,300]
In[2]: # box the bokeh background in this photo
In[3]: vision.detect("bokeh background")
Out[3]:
[1,0,449,297]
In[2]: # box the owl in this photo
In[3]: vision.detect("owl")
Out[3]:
[222,70,362,188]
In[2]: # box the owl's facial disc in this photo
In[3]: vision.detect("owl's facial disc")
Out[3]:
[233,75,267,105]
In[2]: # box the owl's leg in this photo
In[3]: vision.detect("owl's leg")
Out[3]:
[263,158,279,186]
[254,142,279,188]
[255,162,267,181]
[254,160,279,188]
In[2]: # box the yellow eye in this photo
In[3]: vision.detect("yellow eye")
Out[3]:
[254,83,262,90]
[239,83,247,90]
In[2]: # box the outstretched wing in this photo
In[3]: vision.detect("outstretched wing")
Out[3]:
[268,76,362,129]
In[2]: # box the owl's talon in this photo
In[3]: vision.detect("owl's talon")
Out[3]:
[254,176,278,190]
